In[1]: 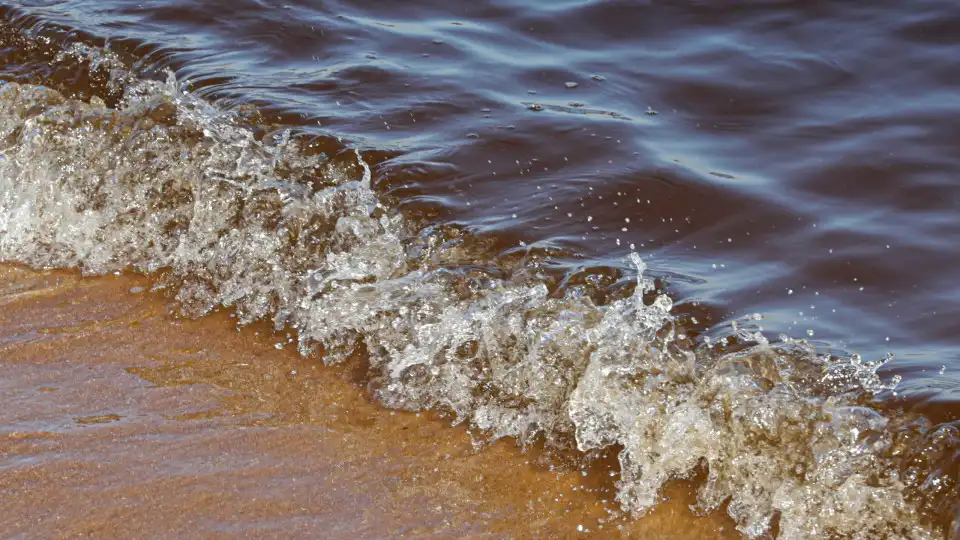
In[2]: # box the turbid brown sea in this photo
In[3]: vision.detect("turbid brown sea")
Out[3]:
[0,1,959,538]
[0,264,735,538]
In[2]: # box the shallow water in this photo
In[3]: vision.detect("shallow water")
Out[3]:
[0,264,736,538]
[0,1,958,537]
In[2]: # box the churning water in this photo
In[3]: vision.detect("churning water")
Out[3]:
[0,1,958,537]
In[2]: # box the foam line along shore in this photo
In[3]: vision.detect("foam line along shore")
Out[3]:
[0,6,957,539]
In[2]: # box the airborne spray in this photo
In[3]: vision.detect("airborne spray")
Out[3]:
[0,20,956,540]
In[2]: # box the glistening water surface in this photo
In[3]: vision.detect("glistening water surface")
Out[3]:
[0,1,958,538]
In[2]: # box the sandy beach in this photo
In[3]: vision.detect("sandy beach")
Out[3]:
[0,264,736,538]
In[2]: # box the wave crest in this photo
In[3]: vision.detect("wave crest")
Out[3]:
[0,38,956,539]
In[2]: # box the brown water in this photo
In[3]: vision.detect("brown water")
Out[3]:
[0,1,959,538]
[0,264,734,538]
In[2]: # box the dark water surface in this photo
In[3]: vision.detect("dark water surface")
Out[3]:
[1,0,959,537]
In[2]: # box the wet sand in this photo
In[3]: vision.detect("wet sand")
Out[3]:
[0,264,735,539]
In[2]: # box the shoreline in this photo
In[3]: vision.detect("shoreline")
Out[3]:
[0,264,736,538]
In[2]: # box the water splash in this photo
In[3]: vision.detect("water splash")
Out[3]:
[0,37,955,539]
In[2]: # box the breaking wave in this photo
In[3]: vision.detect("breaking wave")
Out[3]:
[0,22,957,539]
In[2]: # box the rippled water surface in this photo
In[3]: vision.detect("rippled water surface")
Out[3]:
[0,0,959,537]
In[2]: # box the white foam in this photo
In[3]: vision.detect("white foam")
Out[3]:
[0,55,953,538]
